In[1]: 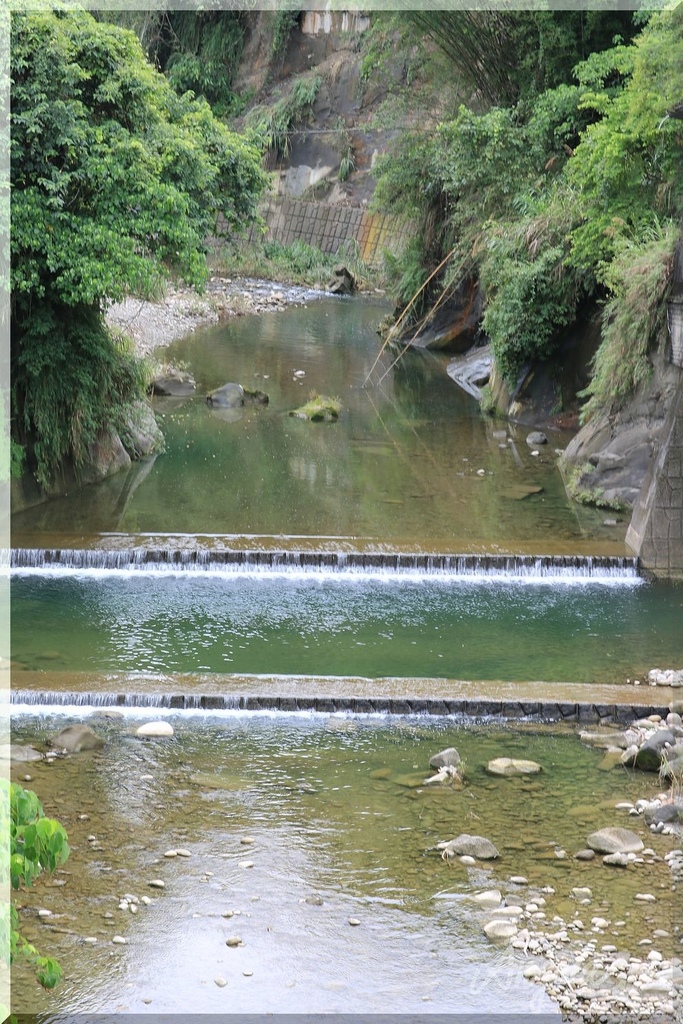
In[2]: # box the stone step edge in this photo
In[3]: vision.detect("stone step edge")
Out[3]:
[10,692,671,722]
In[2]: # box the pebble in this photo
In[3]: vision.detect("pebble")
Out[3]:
[243,970,253,977]
[459,855,476,866]
[112,936,127,944]
[348,918,361,926]
[240,837,255,845]
[239,860,254,869]
[176,849,191,857]
[140,896,152,906]
[148,880,165,889]
[214,977,228,988]
[164,850,178,858]
[83,937,97,944]
[225,936,242,947]
[635,893,656,902]
[509,876,528,885]
[37,909,52,918]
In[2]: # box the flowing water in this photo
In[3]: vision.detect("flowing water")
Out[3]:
[9,563,683,682]
[8,711,676,1017]
[9,295,682,1017]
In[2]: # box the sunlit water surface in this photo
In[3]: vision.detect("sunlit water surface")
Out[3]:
[9,713,676,1017]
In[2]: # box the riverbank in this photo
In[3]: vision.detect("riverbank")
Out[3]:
[105,277,334,359]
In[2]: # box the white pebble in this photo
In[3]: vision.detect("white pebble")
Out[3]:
[148,879,165,889]
[214,977,228,988]
[112,935,127,944]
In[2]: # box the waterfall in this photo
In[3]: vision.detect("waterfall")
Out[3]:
[8,548,641,580]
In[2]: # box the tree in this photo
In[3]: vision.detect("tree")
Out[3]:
[10,10,267,488]
[1,781,70,1004]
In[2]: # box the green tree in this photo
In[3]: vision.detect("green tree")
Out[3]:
[1,781,70,1001]
[10,10,267,488]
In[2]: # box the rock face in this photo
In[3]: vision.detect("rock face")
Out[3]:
[585,827,644,854]
[50,724,105,753]
[439,834,500,860]
[120,400,165,459]
[429,747,461,770]
[446,344,493,400]
[486,757,542,776]
[559,347,680,510]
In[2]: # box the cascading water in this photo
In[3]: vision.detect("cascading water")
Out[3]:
[9,547,641,580]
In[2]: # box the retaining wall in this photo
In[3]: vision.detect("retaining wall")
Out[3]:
[217,198,413,267]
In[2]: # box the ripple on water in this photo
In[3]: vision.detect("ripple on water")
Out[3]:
[8,712,677,1015]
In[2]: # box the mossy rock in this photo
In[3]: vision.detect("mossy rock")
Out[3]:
[289,394,341,422]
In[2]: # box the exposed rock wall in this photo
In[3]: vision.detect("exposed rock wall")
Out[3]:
[626,380,683,576]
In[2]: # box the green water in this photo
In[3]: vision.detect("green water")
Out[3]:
[11,296,611,547]
[10,572,683,682]
[9,712,675,1016]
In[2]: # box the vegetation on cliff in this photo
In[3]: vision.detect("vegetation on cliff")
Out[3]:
[10,10,266,488]
[371,9,683,419]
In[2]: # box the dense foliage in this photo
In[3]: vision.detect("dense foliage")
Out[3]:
[372,9,683,414]
[2,781,70,993]
[11,11,266,487]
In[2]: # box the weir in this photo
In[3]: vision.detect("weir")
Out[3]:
[9,688,670,721]
[9,547,641,580]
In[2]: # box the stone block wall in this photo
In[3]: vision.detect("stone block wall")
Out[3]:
[217,198,413,268]
[626,379,683,576]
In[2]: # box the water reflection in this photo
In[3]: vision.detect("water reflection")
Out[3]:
[12,711,673,1016]
[12,298,614,550]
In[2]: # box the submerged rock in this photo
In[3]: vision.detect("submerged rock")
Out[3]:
[486,757,542,776]
[289,394,341,422]
[50,724,105,753]
[585,827,644,854]
[4,744,45,762]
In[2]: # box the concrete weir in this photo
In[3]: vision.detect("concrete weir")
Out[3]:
[10,672,672,723]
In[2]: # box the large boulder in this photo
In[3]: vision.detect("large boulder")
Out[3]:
[486,757,542,776]
[150,370,196,397]
[585,827,644,854]
[50,724,105,753]
[439,834,500,860]
[634,729,676,771]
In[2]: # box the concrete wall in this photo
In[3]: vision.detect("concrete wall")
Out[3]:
[217,198,413,268]
[626,378,683,576]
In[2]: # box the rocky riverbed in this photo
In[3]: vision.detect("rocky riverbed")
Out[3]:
[8,705,682,1019]
[106,277,333,359]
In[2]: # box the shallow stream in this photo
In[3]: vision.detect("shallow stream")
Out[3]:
[9,712,675,1016]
